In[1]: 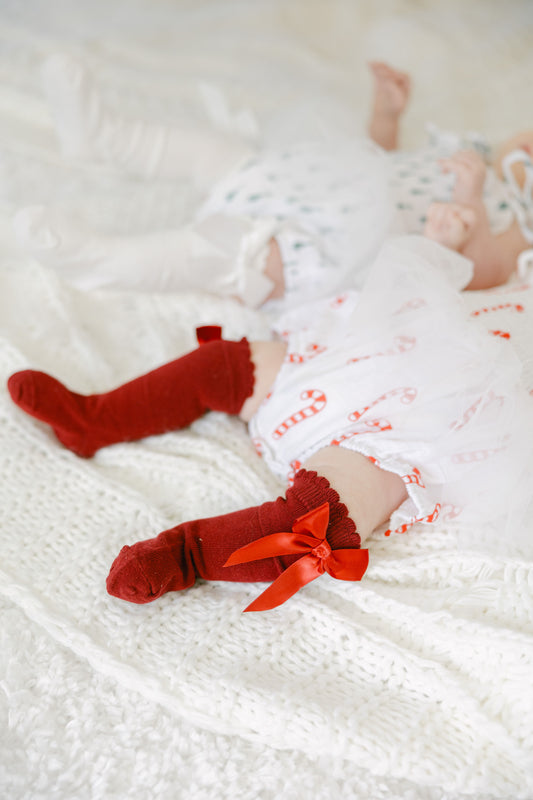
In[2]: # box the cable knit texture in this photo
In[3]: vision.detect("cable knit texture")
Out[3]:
[3,259,532,798]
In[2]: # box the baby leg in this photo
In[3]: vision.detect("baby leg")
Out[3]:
[106,466,366,611]
[106,444,406,610]
[367,61,411,151]
[303,446,408,543]
[12,206,283,304]
[7,332,287,457]
[42,53,255,186]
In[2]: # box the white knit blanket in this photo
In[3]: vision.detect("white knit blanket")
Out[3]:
[2,254,533,799]
[1,3,533,798]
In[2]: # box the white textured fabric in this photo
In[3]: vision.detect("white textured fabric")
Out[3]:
[11,205,277,303]
[40,52,255,185]
[1,2,533,799]
[2,258,533,800]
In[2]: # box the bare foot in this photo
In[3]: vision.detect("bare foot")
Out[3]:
[424,202,477,251]
[368,61,411,116]
[368,61,411,150]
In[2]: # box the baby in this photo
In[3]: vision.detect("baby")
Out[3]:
[12,56,533,307]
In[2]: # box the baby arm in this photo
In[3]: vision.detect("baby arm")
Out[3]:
[427,150,528,289]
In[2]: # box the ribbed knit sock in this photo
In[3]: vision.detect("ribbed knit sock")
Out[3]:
[7,332,254,457]
[106,469,364,609]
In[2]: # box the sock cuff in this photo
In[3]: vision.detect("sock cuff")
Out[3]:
[290,469,360,549]
[196,336,254,415]
[222,337,255,413]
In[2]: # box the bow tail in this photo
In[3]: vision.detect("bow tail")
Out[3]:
[243,554,323,612]
[326,548,369,581]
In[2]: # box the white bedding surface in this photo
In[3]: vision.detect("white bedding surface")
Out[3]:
[1,2,533,799]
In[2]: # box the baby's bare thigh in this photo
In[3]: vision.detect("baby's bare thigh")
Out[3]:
[239,340,288,421]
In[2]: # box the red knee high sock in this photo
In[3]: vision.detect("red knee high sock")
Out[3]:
[106,469,368,612]
[7,328,254,457]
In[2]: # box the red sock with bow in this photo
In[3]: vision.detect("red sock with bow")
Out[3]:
[106,469,368,612]
[7,327,254,457]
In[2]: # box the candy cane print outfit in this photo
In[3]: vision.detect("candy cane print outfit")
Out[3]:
[248,235,533,548]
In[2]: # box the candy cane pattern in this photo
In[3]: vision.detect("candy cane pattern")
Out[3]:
[451,390,505,431]
[286,459,303,486]
[452,445,505,464]
[394,297,428,315]
[470,302,524,316]
[440,504,463,522]
[347,335,416,365]
[251,437,265,458]
[450,395,483,431]
[489,330,511,339]
[330,418,393,446]
[349,386,417,423]
[330,293,348,309]
[402,467,426,488]
[287,343,327,364]
[384,503,441,536]
[272,389,327,440]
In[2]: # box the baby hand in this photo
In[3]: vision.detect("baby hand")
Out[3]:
[424,202,477,251]
[439,149,487,205]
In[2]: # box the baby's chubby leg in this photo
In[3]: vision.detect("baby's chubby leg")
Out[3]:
[105,439,405,610]
[304,446,407,544]
[7,335,287,457]
[242,344,408,542]
[367,61,411,151]
[239,340,288,420]
[105,349,400,610]
[245,347,408,545]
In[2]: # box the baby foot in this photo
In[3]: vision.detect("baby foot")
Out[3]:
[368,61,410,150]
[424,202,477,251]
[368,61,411,119]
[7,370,96,457]
[106,528,192,603]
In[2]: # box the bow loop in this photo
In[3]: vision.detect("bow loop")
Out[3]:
[224,502,368,612]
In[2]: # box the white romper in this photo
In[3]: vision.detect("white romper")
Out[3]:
[198,126,532,311]
[248,236,533,553]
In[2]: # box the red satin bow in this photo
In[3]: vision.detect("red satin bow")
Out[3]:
[224,502,369,612]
